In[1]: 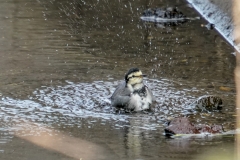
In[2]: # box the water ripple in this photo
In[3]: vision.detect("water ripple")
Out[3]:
[0,78,231,138]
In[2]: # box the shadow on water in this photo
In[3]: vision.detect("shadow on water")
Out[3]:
[0,0,236,159]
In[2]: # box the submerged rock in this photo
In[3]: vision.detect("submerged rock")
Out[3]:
[164,117,224,137]
[142,7,186,19]
[141,7,199,25]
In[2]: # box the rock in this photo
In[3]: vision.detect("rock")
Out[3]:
[142,7,186,19]
[195,124,224,134]
[185,95,223,111]
[165,117,224,136]
[165,117,198,136]
[141,7,199,27]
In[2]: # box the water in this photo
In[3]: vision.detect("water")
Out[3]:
[0,0,236,159]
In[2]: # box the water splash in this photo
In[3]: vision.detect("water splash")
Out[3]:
[0,78,229,139]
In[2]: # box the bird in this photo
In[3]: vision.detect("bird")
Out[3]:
[111,68,155,112]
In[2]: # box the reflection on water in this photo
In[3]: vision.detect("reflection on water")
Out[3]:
[0,0,236,159]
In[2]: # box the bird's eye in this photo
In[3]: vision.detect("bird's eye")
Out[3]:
[132,75,135,78]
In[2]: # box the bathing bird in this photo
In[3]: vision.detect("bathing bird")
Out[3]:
[111,68,155,112]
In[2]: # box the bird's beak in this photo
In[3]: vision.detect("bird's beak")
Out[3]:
[142,74,147,77]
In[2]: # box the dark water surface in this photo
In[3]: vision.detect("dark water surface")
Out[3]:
[0,0,236,159]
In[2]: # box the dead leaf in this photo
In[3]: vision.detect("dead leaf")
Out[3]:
[219,86,232,91]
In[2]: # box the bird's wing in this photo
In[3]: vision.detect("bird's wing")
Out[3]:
[111,81,131,98]
[111,81,131,107]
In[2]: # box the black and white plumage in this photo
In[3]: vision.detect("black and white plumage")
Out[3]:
[111,68,155,112]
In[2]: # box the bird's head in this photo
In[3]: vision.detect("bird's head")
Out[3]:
[125,68,147,86]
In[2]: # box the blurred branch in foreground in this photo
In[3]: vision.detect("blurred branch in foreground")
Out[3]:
[233,0,240,159]
[15,122,116,160]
